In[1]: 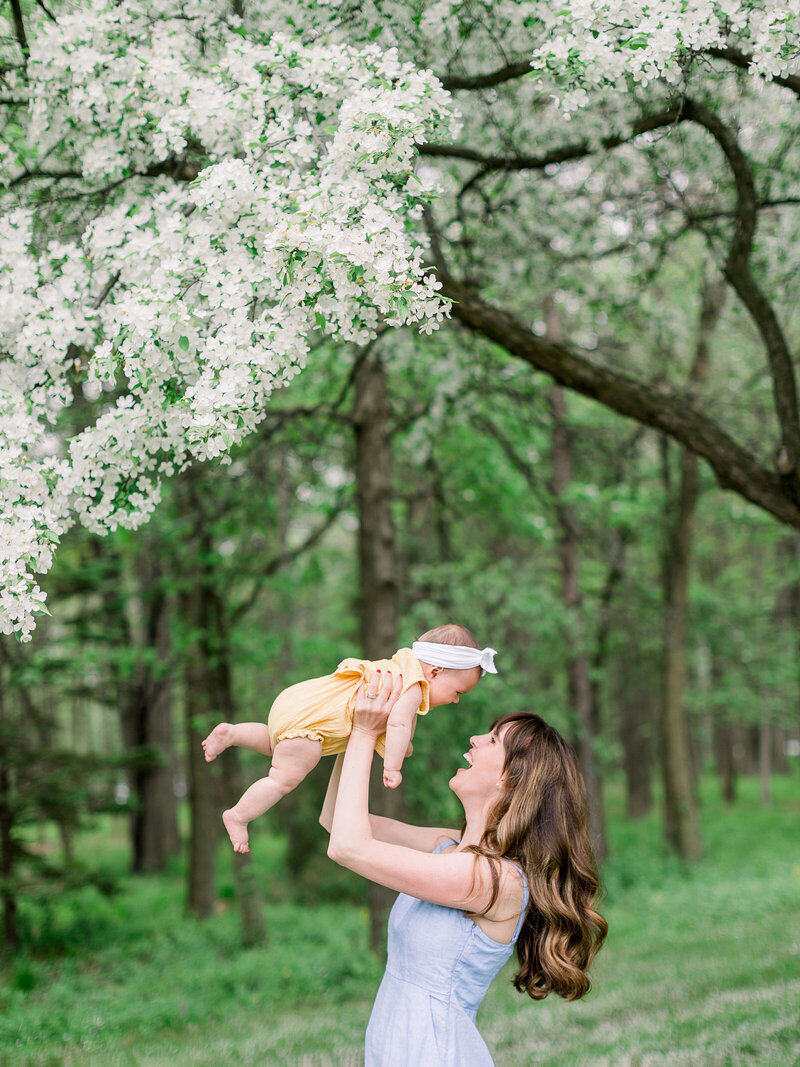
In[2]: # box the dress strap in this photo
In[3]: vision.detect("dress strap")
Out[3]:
[432,839,459,855]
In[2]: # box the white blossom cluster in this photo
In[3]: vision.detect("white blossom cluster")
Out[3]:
[530,0,800,113]
[0,0,455,639]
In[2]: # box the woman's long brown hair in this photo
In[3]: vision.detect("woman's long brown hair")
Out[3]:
[465,712,607,1001]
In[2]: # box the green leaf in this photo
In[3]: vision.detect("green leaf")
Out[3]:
[178,336,190,352]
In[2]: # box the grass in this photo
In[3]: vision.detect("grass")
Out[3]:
[1,774,799,1066]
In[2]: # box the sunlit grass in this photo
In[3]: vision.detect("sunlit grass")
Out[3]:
[2,774,799,1065]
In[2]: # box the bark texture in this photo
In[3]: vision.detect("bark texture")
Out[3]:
[179,481,266,943]
[438,275,800,528]
[122,550,180,873]
[659,281,724,859]
[0,671,18,948]
[547,369,607,862]
[353,347,404,954]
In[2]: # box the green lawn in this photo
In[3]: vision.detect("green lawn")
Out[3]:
[2,775,799,1066]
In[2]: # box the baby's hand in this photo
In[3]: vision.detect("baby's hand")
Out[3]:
[383,769,403,789]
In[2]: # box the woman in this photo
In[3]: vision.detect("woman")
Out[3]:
[321,671,607,1066]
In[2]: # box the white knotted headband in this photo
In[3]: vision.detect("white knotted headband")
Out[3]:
[412,641,498,677]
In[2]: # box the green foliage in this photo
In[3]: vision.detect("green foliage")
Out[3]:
[1,778,797,1065]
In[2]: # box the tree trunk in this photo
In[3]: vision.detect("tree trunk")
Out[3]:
[659,281,723,860]
[182,572,222,919]
[179,489,266,944]
[123,549,180,873]
[660,440,704,858]
[713,722,737,804]
[772,727,789,775]
[620,685,654,818]
[268,440,319,882]
[759,702,772,807]
[0,670,19,949]
[545,302,607,862]
[354,346,403,954]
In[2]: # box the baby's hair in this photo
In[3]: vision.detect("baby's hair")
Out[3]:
[417,623,480,649]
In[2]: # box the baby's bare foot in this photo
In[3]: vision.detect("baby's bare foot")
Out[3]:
[202,723,233,762]
[223,809,250,853]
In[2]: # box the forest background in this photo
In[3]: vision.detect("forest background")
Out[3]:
[1,1,799,1064]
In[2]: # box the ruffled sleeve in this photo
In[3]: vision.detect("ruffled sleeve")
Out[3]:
[390,647,430,715]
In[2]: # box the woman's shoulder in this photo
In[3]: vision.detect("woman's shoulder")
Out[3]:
[474,856,527,940]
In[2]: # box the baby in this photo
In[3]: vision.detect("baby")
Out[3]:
[202,623,498,852]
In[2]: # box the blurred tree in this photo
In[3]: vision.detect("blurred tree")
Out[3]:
[0,640,116,949]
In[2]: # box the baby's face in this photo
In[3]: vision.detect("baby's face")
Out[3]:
[427,666,480,708]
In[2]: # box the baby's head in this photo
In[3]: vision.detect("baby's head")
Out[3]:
[413,623,495,708]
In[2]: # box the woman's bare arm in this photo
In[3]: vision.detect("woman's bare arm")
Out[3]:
[327,674,512,914]
[319,753,344,833]
[320,751,457,852]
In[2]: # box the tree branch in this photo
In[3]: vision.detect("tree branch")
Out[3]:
[705,46,800,97]
[683,98,800,494]
[419,107,685,172]
[437,273,800,528]
[8,156,200,191]
[230,504,345,624]
[436,45,800,97]
[438,60,534,91]
[9,0,28,59]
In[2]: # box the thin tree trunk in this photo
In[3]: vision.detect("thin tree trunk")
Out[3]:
[214,637,267,947]
[620,685,654,818]
[793,533,800,744]
[179,484,266,943]
[713,722,736,804]
[125,550,180,872]
[659,281,724,859]
[182,574,222,918]
[772,727,789,775]
[545,302,607,862]
[354,346,403,953]
[0,669,19,949]
[270,440,317,881]
[759,701,772,807]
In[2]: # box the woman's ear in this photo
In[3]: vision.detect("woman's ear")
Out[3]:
[429,665,443,678]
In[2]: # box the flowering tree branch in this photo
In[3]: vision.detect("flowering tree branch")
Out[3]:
[438,60,534,92]
[0,1,454,639]
[706,47,800,96]
[3,0,799,640]
[419,106,687,172]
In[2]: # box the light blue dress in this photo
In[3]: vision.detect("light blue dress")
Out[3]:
[365,842,530,1066]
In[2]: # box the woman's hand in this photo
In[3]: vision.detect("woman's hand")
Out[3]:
[352,670,403,739]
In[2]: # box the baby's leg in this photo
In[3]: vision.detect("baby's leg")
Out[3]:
[223,737,322,853]
[202,722,273,762]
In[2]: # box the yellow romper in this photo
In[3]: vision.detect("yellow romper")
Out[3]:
[267,648,430,759]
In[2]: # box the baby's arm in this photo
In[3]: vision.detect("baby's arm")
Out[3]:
[381,683,422,788]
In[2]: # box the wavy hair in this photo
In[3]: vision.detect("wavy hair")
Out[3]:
[464,712,607,1001]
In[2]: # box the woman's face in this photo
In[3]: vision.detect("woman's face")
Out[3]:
[450,725,509,798]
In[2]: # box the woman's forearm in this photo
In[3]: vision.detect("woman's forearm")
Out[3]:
[328,728,378,863]
[319,754,344,832]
